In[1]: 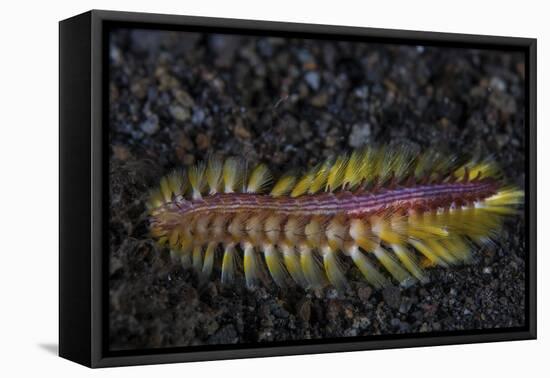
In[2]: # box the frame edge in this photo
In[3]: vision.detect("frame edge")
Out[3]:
[59,11,93,367]
[527,38,537,340]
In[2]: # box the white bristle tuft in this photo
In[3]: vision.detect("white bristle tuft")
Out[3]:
[188,162,206,200]
[247,163,272,193]
[206,157,223,194]
[223,158,241,193]
[221,243,237,284]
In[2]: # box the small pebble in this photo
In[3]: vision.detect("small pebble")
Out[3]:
[234,122,252,139]
[192,108,206,125]
[304,71,321,91]
[310,93,329,107]
[112,145,130,161]
[297,299,311,322]
[182,154,195,165]
[357,286,373,302]
[170,105,190,122]
[348,123,372,147]
[207,325,238,344]
[140,115,159,135]
[399,298,413,314]
[382,286,402,309]
[173,89,195,107]
[195,133,210,150]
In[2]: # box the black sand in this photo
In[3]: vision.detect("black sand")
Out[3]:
[107,29,526,350]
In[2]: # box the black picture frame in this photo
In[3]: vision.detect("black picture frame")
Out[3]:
[59,9,537,368]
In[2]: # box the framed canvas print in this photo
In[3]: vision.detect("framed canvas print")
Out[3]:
[59,10,537,368]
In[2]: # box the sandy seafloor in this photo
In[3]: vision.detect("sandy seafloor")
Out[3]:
[107,28,526,351]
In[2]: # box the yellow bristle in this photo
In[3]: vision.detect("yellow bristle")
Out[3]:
[247,163,272,193]
[168,229,184,247]
[243,242,261,288]
[168,229,180,248]
[371,216,405,245]
[455,159,499,180]
[424,239,458,264]
[240,161,251,193]
[281,244,306,287]
[409,239,448,267]
[440,237,471,263]
[263,244,287,287]
[485,188,524,206]
[414,149,438,179]
[326,155,348,192]
[178,228,192,250]
[299,245,326,289]
[291,170,315,197]
[349,219,378,251]
[408,224,449,240]
[446,207,500,241]
[192,245,203,271]
[149,225,165,239]
[415,149,458,181]
[148,189,164,209]
[440,154,460,177]
[482,205,520,215]
[159,176,172,202]
[270,174,297,197]
[377,147,410,184]
[391,244,426,283]
[373,245,414,286]
[471,161,498,179]
[348,245,389,288]
[188,162,206,200]
[407,211,449,240]
[202,242,217,277]
[357,147,377,185]
[168,170,186,197]
[206,157,223,194]
[343,149,362,189]
[308,161,332,194]
[223,158,242,193]
[392,146,415,181]
[322,245,349,291]
[370,146,385,182]
[221,243,237,284]
[172,237,192,267]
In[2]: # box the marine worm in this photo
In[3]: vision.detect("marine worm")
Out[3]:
[147,145,523,290]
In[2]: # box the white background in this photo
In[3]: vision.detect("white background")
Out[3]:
[0,0,547,376]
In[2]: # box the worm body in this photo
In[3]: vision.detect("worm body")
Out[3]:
[148,146,523,290]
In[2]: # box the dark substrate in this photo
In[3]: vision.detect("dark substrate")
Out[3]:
[107,29,526,350]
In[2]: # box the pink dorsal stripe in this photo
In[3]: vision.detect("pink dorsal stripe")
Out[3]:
[168,179,498,218]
